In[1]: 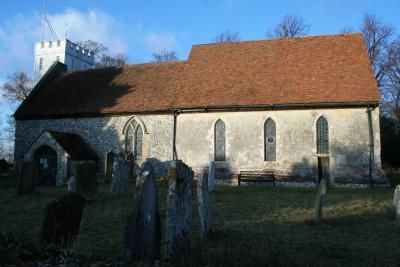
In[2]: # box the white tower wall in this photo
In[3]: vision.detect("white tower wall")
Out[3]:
[34,39,95,84]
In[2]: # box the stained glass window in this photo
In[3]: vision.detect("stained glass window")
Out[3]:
[215,119,226,161]
[265,118,276,161]
[317,116,329,154]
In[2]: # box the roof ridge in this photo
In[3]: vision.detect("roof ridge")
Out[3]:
[191,32,363,47]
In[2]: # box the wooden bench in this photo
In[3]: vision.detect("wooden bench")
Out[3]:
[238,170,275,186]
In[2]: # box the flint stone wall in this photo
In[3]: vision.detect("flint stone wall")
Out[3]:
[15,108,386,186]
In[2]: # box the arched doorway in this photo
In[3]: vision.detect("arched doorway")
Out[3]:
[33,146,57,186]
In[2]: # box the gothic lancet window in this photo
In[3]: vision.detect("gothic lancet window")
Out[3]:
[316,116,329,154]
[125,120,143,160]
[134,126,143,160]
[214,119,226,161]
[264,118,276,161]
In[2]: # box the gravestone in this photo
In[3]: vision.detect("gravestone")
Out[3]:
[40,193,86,246]
[198,171,211,240]
[75,162,97,201]
[125,152,135,183]
[208,161,216,192]
[164,160,193,265]
[393,185,400,219]
[17,161,36,195]
[104,151,116,182]
[111,158,131,196]
[67,176,77,193]
[314,179,327,224]
[137,157,169,178]
[123,161,161,264]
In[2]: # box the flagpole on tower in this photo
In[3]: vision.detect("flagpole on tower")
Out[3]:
[41,0,47,42]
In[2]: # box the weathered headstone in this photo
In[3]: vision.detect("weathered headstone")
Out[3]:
[123,162,161,265]
[164,160,193,265]
[198,171,211,240]
[125,152,135,183]
[40,193,86,246]
[67,176,77,193]
[393,185,400,219]
[104,151,116,182]
[208,161,216,192]
[17,161,36,195]
[75,162,97,201]
[314,179,327,224]
[111,158,131,196]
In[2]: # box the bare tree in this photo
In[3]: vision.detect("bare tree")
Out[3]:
[78,40,129,68]
[77,40,109,57]
[1,72,33,102]
[361,14,395,87]
[266,14,310,39]
[214,30,240,43]
[94,53,129,68]
[340,26,354,34]
[152,49,178,62]
[385,38,400,121]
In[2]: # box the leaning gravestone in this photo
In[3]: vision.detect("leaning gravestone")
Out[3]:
[17,161,36,195]
[164,160,193,265]
[67,176,77,193]
[104,151,116,182]
[75,162,97,201]
[314,179,327,224]
[125,152,135,183]
[111,158,131,196]
[393,185,400,219]
[123,161,161,265]
[198,171,211,240]
[40,192,86,246]
[208,161,216,192]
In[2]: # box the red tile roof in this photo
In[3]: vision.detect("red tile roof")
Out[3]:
[15,33,380,119]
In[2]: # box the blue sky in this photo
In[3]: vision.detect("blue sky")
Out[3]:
[0,0,399,131]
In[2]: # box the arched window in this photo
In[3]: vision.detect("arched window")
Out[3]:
[134,126,143,160]
[214,119,226,161]
[316,116,329,154]
[264,118,276,161]
[125,120,143,160]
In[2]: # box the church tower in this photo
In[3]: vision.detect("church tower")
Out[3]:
[34,40,94,84]
[33,1,94,85]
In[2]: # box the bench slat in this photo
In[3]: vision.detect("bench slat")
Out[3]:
[238,170,276,186]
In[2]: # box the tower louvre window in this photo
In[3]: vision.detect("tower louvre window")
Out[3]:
[39,58,43,70]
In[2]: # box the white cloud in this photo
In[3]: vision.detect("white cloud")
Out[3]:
[48,8,127,55]
[144,32,177,52]
[0,8,127,79]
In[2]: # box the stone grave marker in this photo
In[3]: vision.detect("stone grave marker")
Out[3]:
[17,161,36,195]
[104,151,116,182]
[198,171,211,240]
[123,161,161,264]
[40,192,86,246]
[314,179,327,224]
[75,162,97,201]
[67,176,77,193]
[125,152,135,183]
[111,158,131,196]
[393,185,400,219]
[208,161,216,192]
[164,160,193,265]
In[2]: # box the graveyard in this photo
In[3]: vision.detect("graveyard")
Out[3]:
[1,171,400,266]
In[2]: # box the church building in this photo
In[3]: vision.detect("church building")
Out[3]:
[14,33,387,186]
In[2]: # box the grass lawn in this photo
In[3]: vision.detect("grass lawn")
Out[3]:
[1,174,400,266]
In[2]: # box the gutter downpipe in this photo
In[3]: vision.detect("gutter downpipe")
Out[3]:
[172,110,180,160]
[367,106,375,188]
